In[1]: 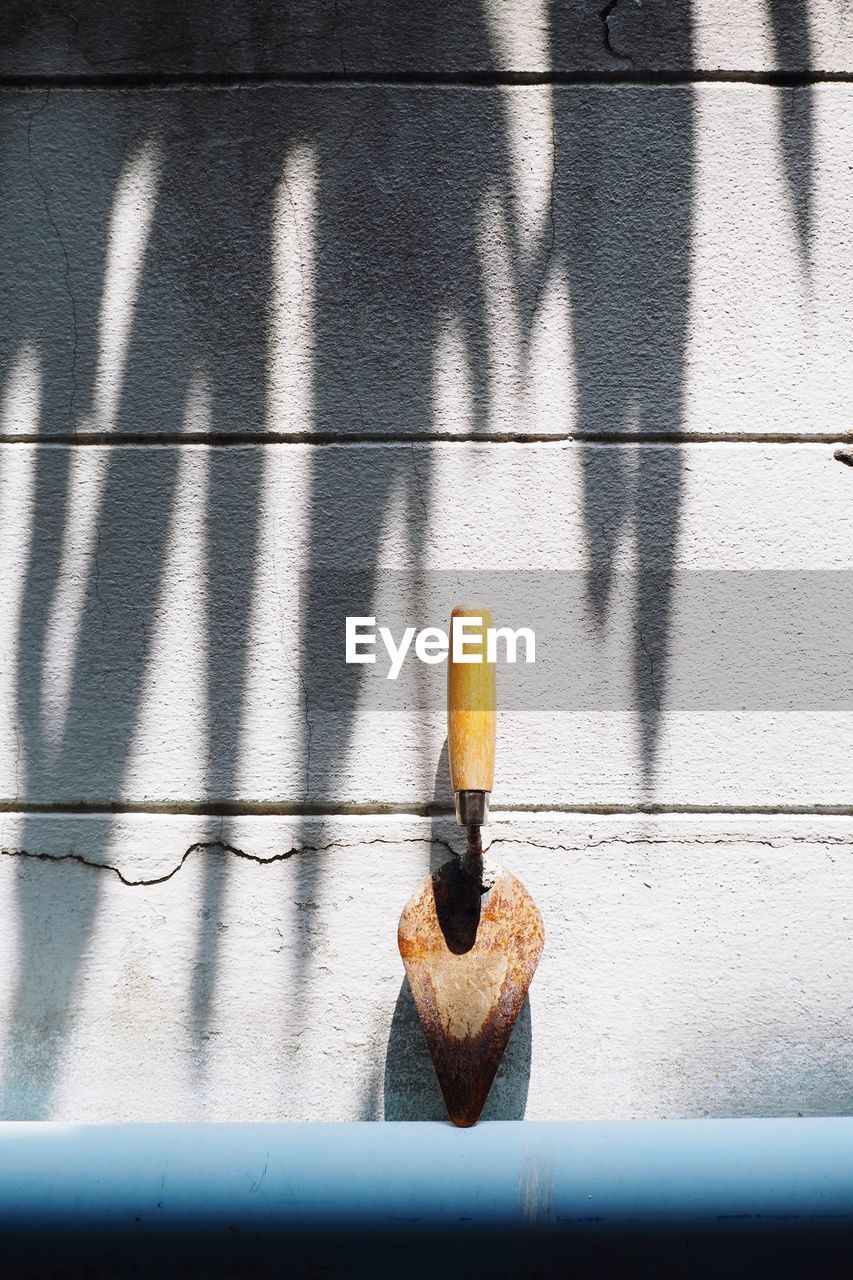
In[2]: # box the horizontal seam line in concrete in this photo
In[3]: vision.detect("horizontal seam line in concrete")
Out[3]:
[2,802,853,818]
[0,71,850,91]
[0,433,850,448]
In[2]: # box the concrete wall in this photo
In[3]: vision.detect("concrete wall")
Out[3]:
[0,1,851,1120]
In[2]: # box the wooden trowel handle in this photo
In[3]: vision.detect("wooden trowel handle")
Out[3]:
[447,606,496,795]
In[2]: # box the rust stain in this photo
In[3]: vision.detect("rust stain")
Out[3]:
[398,857,544,1127]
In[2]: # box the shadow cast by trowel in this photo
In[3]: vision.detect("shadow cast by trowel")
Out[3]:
[383,980,532,1122]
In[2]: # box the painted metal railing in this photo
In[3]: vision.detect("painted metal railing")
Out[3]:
[0,1119,850,1277]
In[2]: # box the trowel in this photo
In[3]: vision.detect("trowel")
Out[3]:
[398,607,544,1127]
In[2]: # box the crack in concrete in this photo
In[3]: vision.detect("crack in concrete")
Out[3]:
[26,88,80,434]
[12,724,21,803]
[503,833,853,852]
[332,0,347,75]
[0,833,461,887]
[93,517,107,617]
[297,665,313,798]
[66,5,83,58]
[600,0,633,67]
[90,40,211,70]
[831,0,849,56]
[0,827,848,889]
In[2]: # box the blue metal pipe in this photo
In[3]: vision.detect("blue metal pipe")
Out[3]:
[0,1120,849,1277]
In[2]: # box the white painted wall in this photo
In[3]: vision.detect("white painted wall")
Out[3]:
[0,2,850,1121]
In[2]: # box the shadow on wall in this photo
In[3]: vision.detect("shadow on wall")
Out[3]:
[0,0,816,1117]
[1,85,277,1116]
[384,983,533,1121]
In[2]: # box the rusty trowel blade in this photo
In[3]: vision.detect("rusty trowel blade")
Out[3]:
[398,858,544,1128]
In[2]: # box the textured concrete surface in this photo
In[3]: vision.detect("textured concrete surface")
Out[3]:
[0,3,851,1122]
[1,84,850,440]
[0,1,850,76]
[0,812,850,1121]
[0,442,850,811]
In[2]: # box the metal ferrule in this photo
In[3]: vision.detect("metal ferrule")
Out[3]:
[454,789,489,828]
